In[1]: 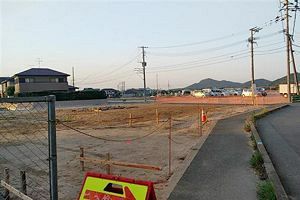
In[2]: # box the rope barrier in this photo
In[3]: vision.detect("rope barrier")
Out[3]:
[56,119,168,142]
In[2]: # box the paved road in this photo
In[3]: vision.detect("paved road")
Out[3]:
[54,98,154,109]
[256,104,300,200]
[169,113,257,200]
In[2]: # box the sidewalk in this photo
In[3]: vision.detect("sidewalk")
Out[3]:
[168,113,257,200]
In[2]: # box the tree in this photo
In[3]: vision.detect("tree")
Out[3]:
[6,86,15,97]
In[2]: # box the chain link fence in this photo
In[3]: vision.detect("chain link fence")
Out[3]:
[0,96,57,200]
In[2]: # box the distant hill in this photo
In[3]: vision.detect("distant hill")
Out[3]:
[242,79,272,88]
[185,73,300,90]
[186,78,241,89]
[270,73,300,86]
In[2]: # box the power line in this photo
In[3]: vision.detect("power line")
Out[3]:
[150,44,285,70]
[148,40,247,57]
[148,31,248,49]
[76,52,140,84]
[148,31,283,57]
[148,54,250,73]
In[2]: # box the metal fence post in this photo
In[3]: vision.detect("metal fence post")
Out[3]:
[20,170,27,195]
[4,168,10,200]
[47,95,58,200]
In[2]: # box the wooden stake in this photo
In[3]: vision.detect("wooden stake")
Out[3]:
[20,170,27,195]
[168,114,172,176]
[80,147,85,171]
[4,168,10,200]
[156,108,159,125]
[106,153,111,174]
[129,113,132,127]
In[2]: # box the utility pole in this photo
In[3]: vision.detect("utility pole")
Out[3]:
[139,46,148,102]
[290,38,300,95]
[72,67,75,87]
[249,27,261,105]
[285,0,291,102]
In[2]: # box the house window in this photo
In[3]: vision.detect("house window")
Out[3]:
[49,78,59,83]
[58,78,65,83]
[19,78,25,83]
[25,78,35,83]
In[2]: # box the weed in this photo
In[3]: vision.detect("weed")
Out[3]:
[257,181,276,200]
[62,115,74,122]
[250,151,267,179]
[244,122,251,132]
[250,151,263,168]
[250,134,257,150]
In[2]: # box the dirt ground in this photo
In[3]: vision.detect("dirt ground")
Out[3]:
[0,103,263,199]
[54,103,263,199]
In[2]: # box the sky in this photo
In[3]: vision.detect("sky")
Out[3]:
[1,0,300,90]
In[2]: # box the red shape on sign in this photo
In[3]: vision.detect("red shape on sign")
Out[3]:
[78,172,157,200]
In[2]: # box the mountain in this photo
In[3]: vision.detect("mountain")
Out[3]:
[242,79,272,88]
[186,73,300,90]
[270,73,300,86]
[186,78,242,89]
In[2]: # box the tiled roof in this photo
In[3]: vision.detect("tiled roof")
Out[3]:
[0,77,11,83]
[15,68,69,76]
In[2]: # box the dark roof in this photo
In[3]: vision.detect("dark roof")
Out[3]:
[15,68,69,77]
[68,85,79,89]
[0,77,14,84]
[0,77,11,83]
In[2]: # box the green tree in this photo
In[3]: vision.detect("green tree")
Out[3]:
[6,86,15,96]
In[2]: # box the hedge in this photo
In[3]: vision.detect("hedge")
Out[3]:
[17,90,107,101]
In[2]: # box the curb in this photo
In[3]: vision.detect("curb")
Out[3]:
[249,104,290,200]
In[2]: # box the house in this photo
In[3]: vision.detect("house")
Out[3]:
[101,88,118,98]
[13,68,70,95]
[68,85,79,92]
[123,88,152,97]
[1,77,15,97]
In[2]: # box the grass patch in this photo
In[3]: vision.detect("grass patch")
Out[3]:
[250,134,257,150]
[253,107,269,121]
[257,181,276,200]
[250,151,267,180]
[250,151,263,168]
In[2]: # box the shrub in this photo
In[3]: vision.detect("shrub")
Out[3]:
[6,86,15,96]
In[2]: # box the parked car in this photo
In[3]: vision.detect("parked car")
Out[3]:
[257,88,267,96]
[182,90,191,96]
[242,89,253,97]
[211,89,229,96]
[192,90,206,97]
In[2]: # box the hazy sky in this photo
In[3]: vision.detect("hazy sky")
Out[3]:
[1,0,300,89]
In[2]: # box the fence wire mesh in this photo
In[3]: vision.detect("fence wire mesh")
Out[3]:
[0,98,50,200]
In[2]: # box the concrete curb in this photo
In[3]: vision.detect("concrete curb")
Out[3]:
[249,104,290,200]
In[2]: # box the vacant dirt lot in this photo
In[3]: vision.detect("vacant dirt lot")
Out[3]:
[54,103,263,199]
[1,103,262,199]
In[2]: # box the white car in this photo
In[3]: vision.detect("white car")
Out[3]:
[192,90,206,97]
[242,89,254,97]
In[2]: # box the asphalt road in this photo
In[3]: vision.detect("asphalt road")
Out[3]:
[168,113,257,200]
[54,98,154,109]
[256,104,300,200]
